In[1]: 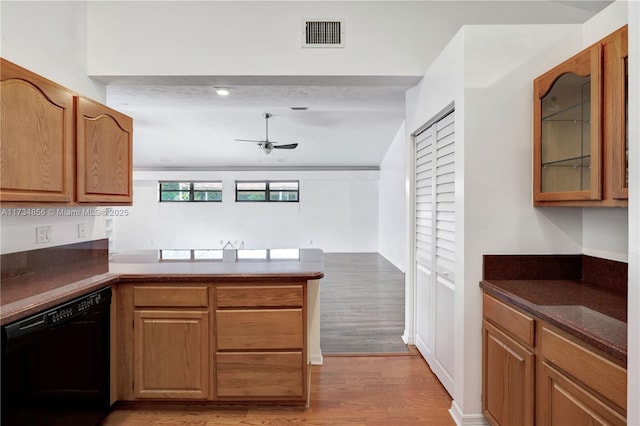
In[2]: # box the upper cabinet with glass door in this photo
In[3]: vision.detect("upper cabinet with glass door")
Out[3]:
[533,25,628,207]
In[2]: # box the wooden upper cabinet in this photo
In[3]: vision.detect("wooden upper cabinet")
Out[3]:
[0,58,74,203]
[533,43,602,204]
[602,26,628,201]
[533,25,628,207]
[0,58,133,205]
[76,97,133,204]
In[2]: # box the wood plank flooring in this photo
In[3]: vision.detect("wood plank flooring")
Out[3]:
[320,253,407,354]
[103,351,455,426]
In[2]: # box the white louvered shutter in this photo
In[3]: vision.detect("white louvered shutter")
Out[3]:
[434,111,455,282]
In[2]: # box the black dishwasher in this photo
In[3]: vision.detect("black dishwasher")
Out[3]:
[1,286,112,426]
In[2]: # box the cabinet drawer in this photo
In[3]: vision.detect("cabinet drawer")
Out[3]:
[216,285,303,308]
[216,309,303,350]
[216,352,303,398]
[483,293,535,346]
[134,286,208,308]
[540,326,626,410]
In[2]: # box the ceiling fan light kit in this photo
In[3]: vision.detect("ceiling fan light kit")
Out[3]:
[235,113,299,155]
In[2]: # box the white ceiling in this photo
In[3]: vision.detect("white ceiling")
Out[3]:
[104,1,612,171]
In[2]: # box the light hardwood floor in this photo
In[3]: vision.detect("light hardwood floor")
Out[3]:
[320,253,407,354]
[103,351,454,425]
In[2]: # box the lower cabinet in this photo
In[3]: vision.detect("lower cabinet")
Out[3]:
[482,292,627,426]
[215,284,307,401]
[537,326,626,426]
[538,361,625,426]
[133,310,210,400]
[116,281,308,404]
[482,320,534,426]
[132,285,210,400]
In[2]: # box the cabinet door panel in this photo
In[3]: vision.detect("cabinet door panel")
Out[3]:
[540,326,626,410]
[533,44,602,203]
[603,26,628,200]
[216,352,303,398]
[538,361,625,426]
[76,97,132,204]
[216,309,303,350]
[482,320,534,426]
[0,59,74,202]
[134,310,209,399]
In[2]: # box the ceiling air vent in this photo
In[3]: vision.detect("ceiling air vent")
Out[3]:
[302,19,344,48]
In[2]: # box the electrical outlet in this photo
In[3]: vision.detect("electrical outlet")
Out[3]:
[78,223,87,238]
[36,226,52,244]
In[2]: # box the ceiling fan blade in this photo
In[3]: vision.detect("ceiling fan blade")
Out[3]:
[273,143,298,150]
[234,139,263,143]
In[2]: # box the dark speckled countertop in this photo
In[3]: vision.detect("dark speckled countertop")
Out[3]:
[1,241,324,326]
[480,255,627,364]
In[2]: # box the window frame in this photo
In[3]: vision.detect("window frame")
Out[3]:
[158,181,223,202]
[235,180,300,203]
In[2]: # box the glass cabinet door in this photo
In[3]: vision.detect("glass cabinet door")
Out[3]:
[533,44,602,203]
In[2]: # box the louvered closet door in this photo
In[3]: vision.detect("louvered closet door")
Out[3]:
[414,110,455,396]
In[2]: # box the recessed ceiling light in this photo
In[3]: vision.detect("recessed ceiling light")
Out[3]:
[215,87,230,96]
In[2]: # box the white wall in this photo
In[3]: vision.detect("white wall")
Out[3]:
[0,1,109,254]
[114,170,379,253]
[0,1,104,101]
[0,210,109,255]
[86,1,439,78]
[378,123,407,272]
[625,1,639,423]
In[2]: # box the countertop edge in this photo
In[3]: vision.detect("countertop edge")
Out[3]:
[1,274,119,326]
[1,272,324,326]
[480,280,627,364]
[114,272,325,282]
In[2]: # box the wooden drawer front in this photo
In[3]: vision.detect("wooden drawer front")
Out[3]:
[216,285,303,308]
[216,352,303,398]
[483,293,535,346]
[134,286,208,308]
[539,361,626,426]
[216,309,303,350]
[540,326,626,410]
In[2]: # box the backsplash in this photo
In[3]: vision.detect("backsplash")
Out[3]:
[1,238,109,279]
[483,254,627,297]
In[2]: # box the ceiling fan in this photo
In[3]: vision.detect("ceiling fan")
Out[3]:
[235,113,299,154]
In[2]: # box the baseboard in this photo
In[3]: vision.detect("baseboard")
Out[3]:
[449,401,489,426]
[402,330,414,345]
[309,352,323,365]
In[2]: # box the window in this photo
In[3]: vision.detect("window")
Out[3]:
[159,181,222,202]
[235,181,299,202]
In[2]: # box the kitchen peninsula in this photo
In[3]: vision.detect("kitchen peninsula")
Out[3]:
[110,247,323,405]
[1,241,324,411]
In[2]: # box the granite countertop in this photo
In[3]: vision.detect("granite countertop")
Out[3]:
[0,259,117,326]
[481,255,627,364]
[109,248,325,280]
[1,242,324,326]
